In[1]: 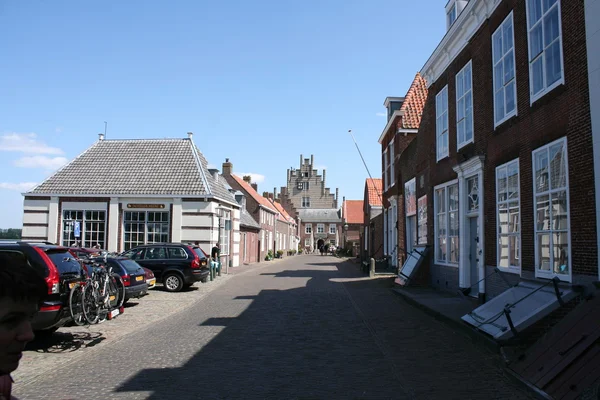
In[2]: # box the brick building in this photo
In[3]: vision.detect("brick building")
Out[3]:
[221,159,277,262]
[361,178,383,261]
[395,0,597,302]
[21,133,241,267]
[267,195,299,255]
[378,73,428,270]
[341,199,363,256]
[279,154,342,251]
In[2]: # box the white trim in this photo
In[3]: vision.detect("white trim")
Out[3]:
[305,223,312,234]
[492,12,518,128]
[453,156,485,290]
[526,0,565,104]
[421,0,502,88]
[456,60,474,150]
[383,148,389,190]
[532,137,572,282]
[378,109,404,143]
[389,138,395,188]
[436,86,450,161]
[495,159,521,275]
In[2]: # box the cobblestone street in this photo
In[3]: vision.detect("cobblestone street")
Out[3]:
[14,255,534,400]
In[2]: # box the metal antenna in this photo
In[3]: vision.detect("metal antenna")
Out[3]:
[347,129,383,205]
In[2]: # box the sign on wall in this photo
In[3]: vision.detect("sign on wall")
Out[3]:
[126,204,166,209]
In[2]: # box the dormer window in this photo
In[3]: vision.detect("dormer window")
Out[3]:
[447,4,457,27]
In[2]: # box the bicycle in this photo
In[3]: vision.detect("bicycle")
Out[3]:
[71,257,125,324]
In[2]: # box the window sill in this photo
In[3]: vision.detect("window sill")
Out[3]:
[496,266,521,275]
[457,139,474,151]
[435,261,459,268]
[436,155,449,163]
[494,113,519,133]
[530,80,565,107]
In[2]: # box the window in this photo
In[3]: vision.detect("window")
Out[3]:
[261,230,265,251]
[383,148,389,189]
[329,224,336,234]
[302,197,310,207]
[493,13,517,126]
[405,179,417,251]
[305,224,312,234]
[123,211,169,251]
[317,224,325,234]
[219,209,231,255]
[456,61,473,148]
[447,4,457,27]
[533,138,570,278]
[527,0,564,102]
[418,196,428,244]
[168,247,188,259]
[435,181,459,264]
[329,239,336,245]
[303,172,309,178]
[436,86,449,161]
[304,238,311,246]
[389,139,395,188]
[297,182,309,190]
[497,159,521,271]
[62,210,107,248]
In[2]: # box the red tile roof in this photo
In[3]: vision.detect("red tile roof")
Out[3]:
[270,199,296,224]
[343,200,364,225]
[398,73,428,130]
[230,174,277,213]
[366,178,383,207]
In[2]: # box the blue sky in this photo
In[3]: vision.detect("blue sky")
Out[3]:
[0,0,445,228]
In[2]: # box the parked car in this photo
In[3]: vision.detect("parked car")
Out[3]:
[143,267,156,289]
[68,246,104,260]
[120,243,210,292]
[0,241,85,335]
[88,256,149,302]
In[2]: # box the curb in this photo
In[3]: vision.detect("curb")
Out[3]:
[391,288,550,400]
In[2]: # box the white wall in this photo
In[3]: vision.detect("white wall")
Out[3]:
[585,0,600,279]
[22,197,51,240]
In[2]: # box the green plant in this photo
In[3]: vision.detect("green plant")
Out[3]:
[265,249,274,261]
[276,250,284,258]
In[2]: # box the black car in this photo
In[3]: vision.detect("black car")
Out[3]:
[87,256,149,302]
[120,243,210,292]
[0,242,84,334]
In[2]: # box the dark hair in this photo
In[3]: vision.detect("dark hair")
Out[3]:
[0,252,47,302]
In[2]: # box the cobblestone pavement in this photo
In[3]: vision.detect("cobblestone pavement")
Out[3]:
[13,255,534,400]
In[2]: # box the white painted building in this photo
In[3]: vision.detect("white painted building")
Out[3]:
[21,133,242,267]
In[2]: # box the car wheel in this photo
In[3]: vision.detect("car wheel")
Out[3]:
[163,273,184,292]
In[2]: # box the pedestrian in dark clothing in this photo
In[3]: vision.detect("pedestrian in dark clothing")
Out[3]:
[211,243,221,276]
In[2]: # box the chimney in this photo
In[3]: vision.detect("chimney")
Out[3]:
[243,175,252,183]
[98,133,105,141]
[336,188,339,202]
[222,158,232,175]
[187,132,193,140]
[323,169,326,187]
[251,183,258,192]
[208,168,219,180]
[273,187,277,199]
[310,154,314,167]
[300,154,303,167]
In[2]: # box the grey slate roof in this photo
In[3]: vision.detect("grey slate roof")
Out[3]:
[240,210,260,229]
[28,138,237,205]
[297,208,342,223]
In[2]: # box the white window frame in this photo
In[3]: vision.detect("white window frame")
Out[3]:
[389,139,395,188]
[329,224,336,234]
[526,0,565,104]
[492,12,518,127]
[261,230,265,251]
[436,86,449,161]
[496,159,521,274]
[383,148,389,189]
[434,180,459,266]
[532,137,571,282]
[301,197,310,208]
[456,61,474,149]
[317,223,325,234]
[304,238,311,246]
[305,223,312,234]
[447,3,457,28]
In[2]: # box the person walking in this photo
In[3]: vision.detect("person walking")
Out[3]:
[210,243,221,276]
[0,253,47,400]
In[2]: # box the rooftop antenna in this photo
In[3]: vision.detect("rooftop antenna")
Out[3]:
[347,129,383,206]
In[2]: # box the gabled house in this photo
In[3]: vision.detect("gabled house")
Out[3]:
[267,193,299,255]
[232,190,261,265]
[361,178,383,261]
[378,73,428,270]
[221,158,277,261]
[341,198,363,257]
[21,132,241,266]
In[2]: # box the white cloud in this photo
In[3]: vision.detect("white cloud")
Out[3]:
[376,112,386,117]
[0,132,64,155]
[13,156,69,170]
[238,172,265,183]
[0,182,38,191]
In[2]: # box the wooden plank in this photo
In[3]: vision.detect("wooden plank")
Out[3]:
[550,344,600,400]
[511,296,599,375]
[533,320,600,387]
[544,344,600,397]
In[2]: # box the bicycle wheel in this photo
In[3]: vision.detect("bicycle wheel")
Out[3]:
[68,283,86,326]
[110,273,126,308]
[82,284,100,324]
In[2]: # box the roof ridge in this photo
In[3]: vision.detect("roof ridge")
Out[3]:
[189,140,212,197]
[99,138,190,142]
[231,174,277,213]
[399,72,428,130]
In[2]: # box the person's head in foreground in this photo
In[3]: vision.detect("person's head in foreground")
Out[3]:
[0,253,47,376]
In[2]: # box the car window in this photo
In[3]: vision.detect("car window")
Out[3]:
[118,259,144,274]
[123,248,145,260]
[144,247,166,260]
[168,247,188,259]
[46,250,83,275]
[192,248,207,260]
